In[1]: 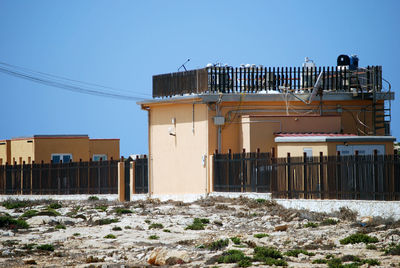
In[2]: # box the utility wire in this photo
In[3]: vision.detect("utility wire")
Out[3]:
[0,61,151,101]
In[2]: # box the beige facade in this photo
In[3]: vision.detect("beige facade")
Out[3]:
[276,140,394,158]
[141,95,391,195]
[1,135,119,164]
[0,140,11,165]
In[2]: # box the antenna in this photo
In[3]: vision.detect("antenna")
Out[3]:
[178,59,190,72]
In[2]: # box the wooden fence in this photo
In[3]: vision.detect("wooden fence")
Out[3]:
[213,151,400,201]
[0,160,119,195]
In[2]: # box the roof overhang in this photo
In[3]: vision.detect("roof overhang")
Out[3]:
[275,136,396,143]
[138,91,394,107]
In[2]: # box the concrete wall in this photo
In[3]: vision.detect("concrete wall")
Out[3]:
[89,139,120,160]
[10,139,34,164]
[0,140,11,165]
[149,103,209,195]
[34,137,90,162]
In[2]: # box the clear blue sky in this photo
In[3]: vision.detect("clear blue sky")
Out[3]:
[0,0,399,156]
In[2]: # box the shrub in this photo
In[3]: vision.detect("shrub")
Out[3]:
[124,226,132,229]
[238,258,252,267]
[163,229,171,233]
[55,224,66,230]
[207,239,229,251]
[88,196,99,201]
[114,208,132,214]
[263,257,288,266]
[230,237,241,245]
[312,259,328,264]
[96,218,119,225]
[185,218,208,230]
[149,223,164,229]
[0,215,29,229]
[112,226,122,231]
[362,259,380,266]
[285,249,315,257]
[104,234,116,239]
[95,206,108,212]
[366,244,377,250]
[322,218,339,225]
[253,246,283,261]
[385,243,400,255]
[21,243,36,250]
[37,244,55,251]
[327,258,342,268]
[144,219,151,224]
[340,233,379,245]
[253,233,269,239]
[148,235,159,240]
[37,208,60,217]
[48,202,62,209]
[20,210,38,218]
[2,200,33,209]
[255,198,267,203]
[304,222,318,228]
[217,249,248,264]
[73,233,80,236]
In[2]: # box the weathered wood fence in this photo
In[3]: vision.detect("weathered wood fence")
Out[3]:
[213,151,400,201]
[0,160,120,195]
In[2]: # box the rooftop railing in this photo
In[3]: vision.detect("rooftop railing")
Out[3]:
[153,65,383,98]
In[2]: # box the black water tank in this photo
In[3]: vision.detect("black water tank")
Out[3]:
[337,54,350,66]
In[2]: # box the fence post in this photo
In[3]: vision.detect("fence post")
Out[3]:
[21,161,25,195]
[88,158,92,194]
[40,160,44,195]
[354,150,359,200]
[227,149,231,192]
[209,153,214,193]
[373,149,378,200]
[242,148,246,192]
[98,158,101,194]
[319,152,324,199]
[58,160,61,195]
[118,159,125,201]
[130,160,135,197]
[3,162,6,194]
[77,159,81,194]
[287,152,291,199]
[336,151,341,199]
[303,152,307,199]
[30,161,34,195]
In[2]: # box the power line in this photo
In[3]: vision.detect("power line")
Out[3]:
[0,61,152,101]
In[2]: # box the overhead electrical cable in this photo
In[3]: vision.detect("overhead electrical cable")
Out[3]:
[0,61,151,101]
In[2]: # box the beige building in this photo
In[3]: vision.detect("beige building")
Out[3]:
[0,135,119,164]
[140,63,394,196]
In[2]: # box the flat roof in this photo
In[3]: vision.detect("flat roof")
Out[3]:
[12,134,89,139]
[275,135,396,143]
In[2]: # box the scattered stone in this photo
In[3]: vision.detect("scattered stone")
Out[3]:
[23,259,37,265]
[274,224,289,232]
[147,247,190,265]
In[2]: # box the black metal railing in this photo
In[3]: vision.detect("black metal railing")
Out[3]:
[153,65,383,98]
[213,152,400,201]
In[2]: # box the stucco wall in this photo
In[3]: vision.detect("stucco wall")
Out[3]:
[149,103,209,195]
[0,140,11,164]
[277,142,328,157]
[10,139,34,164]
[89,139,120,160]
[34,137,90,162]
[327,141,394,155]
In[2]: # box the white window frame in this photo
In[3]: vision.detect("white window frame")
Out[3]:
[303,147,313,157]
[93,154,107,161]
[51,153,73,163]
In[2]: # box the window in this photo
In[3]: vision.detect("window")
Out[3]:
[93,154,107,161]
[51,154,72,163]
[303,148,313,157]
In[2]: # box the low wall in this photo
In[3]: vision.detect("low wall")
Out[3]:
[276,199,400,220]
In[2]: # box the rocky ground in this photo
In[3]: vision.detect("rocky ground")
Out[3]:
[1,196,400,267]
